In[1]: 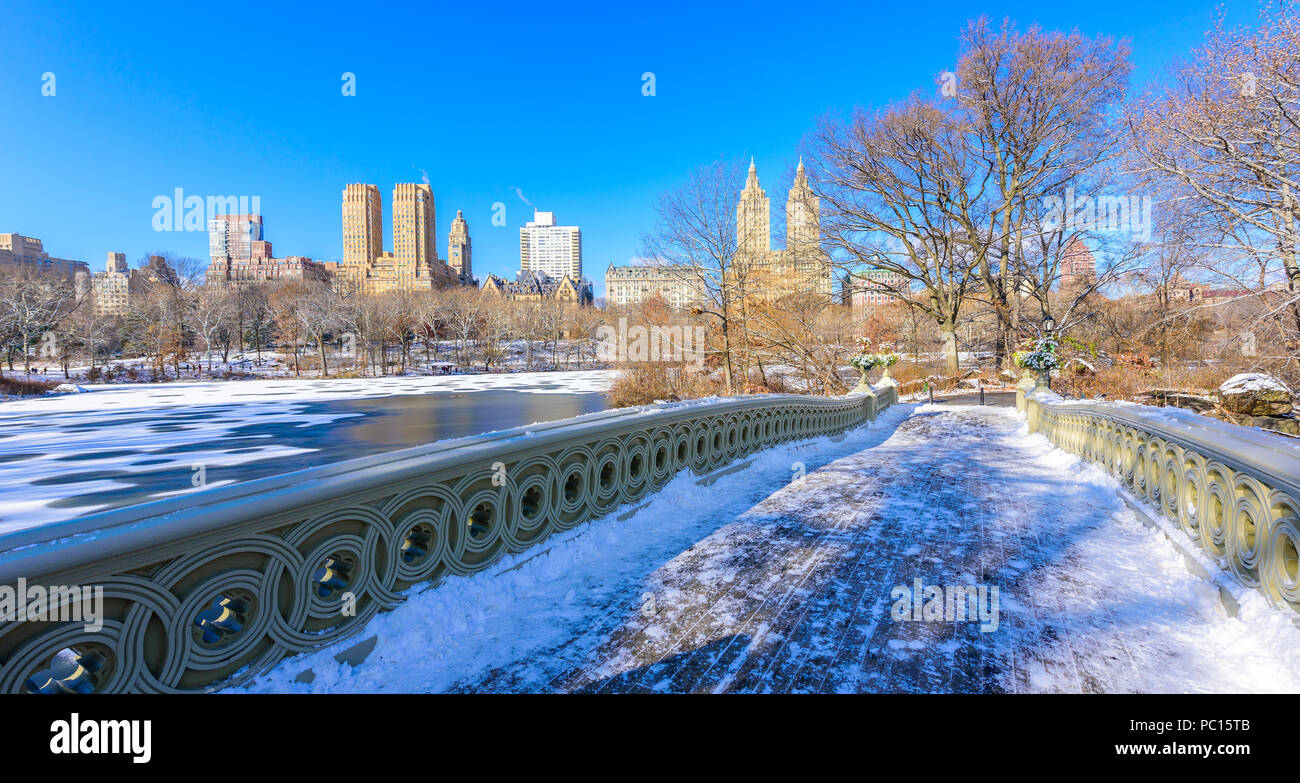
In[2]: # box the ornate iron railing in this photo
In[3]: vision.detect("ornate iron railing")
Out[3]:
[1023,392,1300,611]
[0,385,897,693]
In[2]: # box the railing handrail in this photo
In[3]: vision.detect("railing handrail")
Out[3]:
[1021,385,1300,617]
[0,392,867,583]
[1037,398,1300,498]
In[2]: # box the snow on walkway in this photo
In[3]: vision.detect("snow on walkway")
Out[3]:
[237,404,1300,693]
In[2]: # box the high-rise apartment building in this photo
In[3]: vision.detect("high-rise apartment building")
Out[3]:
[785,160,819,256]
[340,182,460,293]
[447,209,473,285]
[730,158,833,300]
[0,233,90,281]
[205,213,328,287]
[520,210,582,281]
[92,252,131,316]
[207,214,269,262]
[392,183,437,268]
[342,183,384,279]
[736,159,771,260]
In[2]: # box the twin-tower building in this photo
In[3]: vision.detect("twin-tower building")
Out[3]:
[605,157,833,309]
[341,183,474,293]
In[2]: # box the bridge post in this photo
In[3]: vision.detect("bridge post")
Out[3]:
[855,385,878,420]
[1015,370,1037,413]
[1024,380,1061,433]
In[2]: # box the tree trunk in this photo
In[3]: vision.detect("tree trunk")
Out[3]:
[318,336,329,377]
[940,325,959,374]
[720,317,735,395]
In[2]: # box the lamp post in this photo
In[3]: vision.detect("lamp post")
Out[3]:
[1041,315,1056,389]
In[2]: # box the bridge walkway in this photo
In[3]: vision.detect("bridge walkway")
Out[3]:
[243,405,1300,693]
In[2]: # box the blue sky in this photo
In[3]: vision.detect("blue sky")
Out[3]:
[0,0,1262,297]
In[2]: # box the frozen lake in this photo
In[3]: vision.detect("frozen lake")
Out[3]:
[0,370,614,533]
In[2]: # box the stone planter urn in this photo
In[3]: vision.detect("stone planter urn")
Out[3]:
[853,366,874,393]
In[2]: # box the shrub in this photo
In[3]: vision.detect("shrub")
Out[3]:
[0,376,58,396]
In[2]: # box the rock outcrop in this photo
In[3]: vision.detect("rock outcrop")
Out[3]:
[1219,373,1293,416]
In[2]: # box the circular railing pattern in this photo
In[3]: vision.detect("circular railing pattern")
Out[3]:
[0,387,896,693]
[1034,405,1300,614]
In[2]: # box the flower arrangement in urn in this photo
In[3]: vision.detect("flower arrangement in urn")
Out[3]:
[1013,336,1061,385]
[849,337,900,385]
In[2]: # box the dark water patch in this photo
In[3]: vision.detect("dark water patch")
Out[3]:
[55,449,142,462]
[0,452,45,463]
[32,469,132,486]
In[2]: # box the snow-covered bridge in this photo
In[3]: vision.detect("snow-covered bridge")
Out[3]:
[241,403,1300,694]
[6,381,1300,694]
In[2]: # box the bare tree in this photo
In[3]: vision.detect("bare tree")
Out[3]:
[193,286,235,372]
[0,266,82,378]
[806,98,981,373]
[641,157,753,393]
[954,18,1132,366]
[1128,4,1300,363]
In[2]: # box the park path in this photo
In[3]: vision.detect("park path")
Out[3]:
[243,405,1300,693]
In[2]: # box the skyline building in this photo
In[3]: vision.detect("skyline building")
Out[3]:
[481,269,593,307]
[732,158,833,300]
[207,214,270,263]
[1060,238,1098,288]
[737,159,770,259]
[392,183,438,267]
[604,263,705,310]
[448,209,473,285]
[520,210,582,282]
[341,182,460,293]
[0,233,90,281]
[342,183,384,281]
[205,213,329,287]
[91,251,131,316]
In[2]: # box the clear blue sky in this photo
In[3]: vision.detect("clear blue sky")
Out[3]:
[0,0,1261,297]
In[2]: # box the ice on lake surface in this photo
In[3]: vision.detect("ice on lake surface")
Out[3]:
[0,371,613,533]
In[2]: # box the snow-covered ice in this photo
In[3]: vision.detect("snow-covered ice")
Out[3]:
[235,403,1300,693]
[0,370,614,532]
[0,369,615,415]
